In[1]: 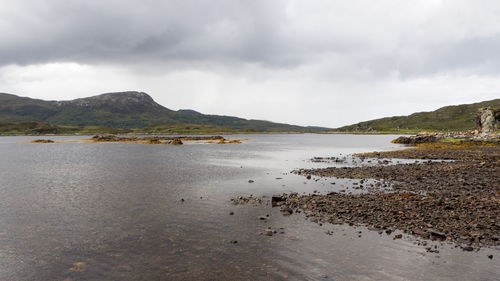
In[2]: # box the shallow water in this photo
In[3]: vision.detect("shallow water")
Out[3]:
[0,134,497,280]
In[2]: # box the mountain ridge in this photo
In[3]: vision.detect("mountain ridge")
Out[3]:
[0,91,328,132]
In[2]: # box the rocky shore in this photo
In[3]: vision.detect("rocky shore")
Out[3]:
[274,139,500,251]
[30,139,55,143]
[391,131,500,145]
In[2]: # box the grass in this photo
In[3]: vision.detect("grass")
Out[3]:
[0,122,260,136]
[0,122,131,136]
[333,99,500,133]
[416,141,500,149]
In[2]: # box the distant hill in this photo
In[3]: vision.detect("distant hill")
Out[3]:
[334,99,500,132]
[0,91,328,132]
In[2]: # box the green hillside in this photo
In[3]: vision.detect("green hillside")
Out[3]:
[334,99,500,133]
[0,91,328,133]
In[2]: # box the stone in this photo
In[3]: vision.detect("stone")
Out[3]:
[463,246,474,251]
[429,230,446,240]
[476,107,499,136]
[280,207,293,215]
[271,196,285,207]
[265,228,274,236]
[169,138,183,145]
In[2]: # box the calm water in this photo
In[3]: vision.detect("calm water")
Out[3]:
[0,134,498,280]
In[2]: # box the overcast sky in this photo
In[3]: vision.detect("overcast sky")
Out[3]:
[1,0,499,127]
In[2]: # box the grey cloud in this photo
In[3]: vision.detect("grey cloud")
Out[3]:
[1,0,500,79]
[0,0,293,66]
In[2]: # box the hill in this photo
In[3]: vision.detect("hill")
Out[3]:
[0,91,327,133]
[334,99,500,133]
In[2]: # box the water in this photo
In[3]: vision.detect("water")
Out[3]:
[0,134,497,280]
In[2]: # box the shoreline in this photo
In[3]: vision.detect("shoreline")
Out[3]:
[243,140,500,252]
[0,131,318,137]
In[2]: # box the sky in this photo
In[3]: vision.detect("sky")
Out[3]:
[1,0,500,128]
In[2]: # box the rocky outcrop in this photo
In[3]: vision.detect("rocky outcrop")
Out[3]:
[30,139,54,143]
[476,107,498,136]
[391,134,441,145]
[169,138,183,145]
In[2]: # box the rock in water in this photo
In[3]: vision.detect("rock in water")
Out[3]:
[271,195,285,207]
[280,207,293,215]
[170,138,183,145]
[265,228,274,236]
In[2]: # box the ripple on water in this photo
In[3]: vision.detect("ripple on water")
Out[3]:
[0,134,497,280]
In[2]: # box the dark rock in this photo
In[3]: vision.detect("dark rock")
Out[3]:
[463,246,474,251]
[429,230,446,240]
[169,138,183,145]
[271,196,285,207]
[265,228,274,236]
[280,207,293,215]
[392,134,441,145]
[31,139,55,143]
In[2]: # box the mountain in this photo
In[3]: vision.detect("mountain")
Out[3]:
[0,91,328,132]
[334,99,500,132]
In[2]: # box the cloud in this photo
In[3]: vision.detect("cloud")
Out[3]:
[0,0,499,127]
[1,1,499,74]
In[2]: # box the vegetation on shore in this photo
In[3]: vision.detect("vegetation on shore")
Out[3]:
[333,98,500,133]
[0,122,132,136]
[0,122,290,136]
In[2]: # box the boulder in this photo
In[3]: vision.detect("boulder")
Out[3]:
[476,107,499,136]
[169,138,183,145]
[392,134,440,145]
[271,195,285,207]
